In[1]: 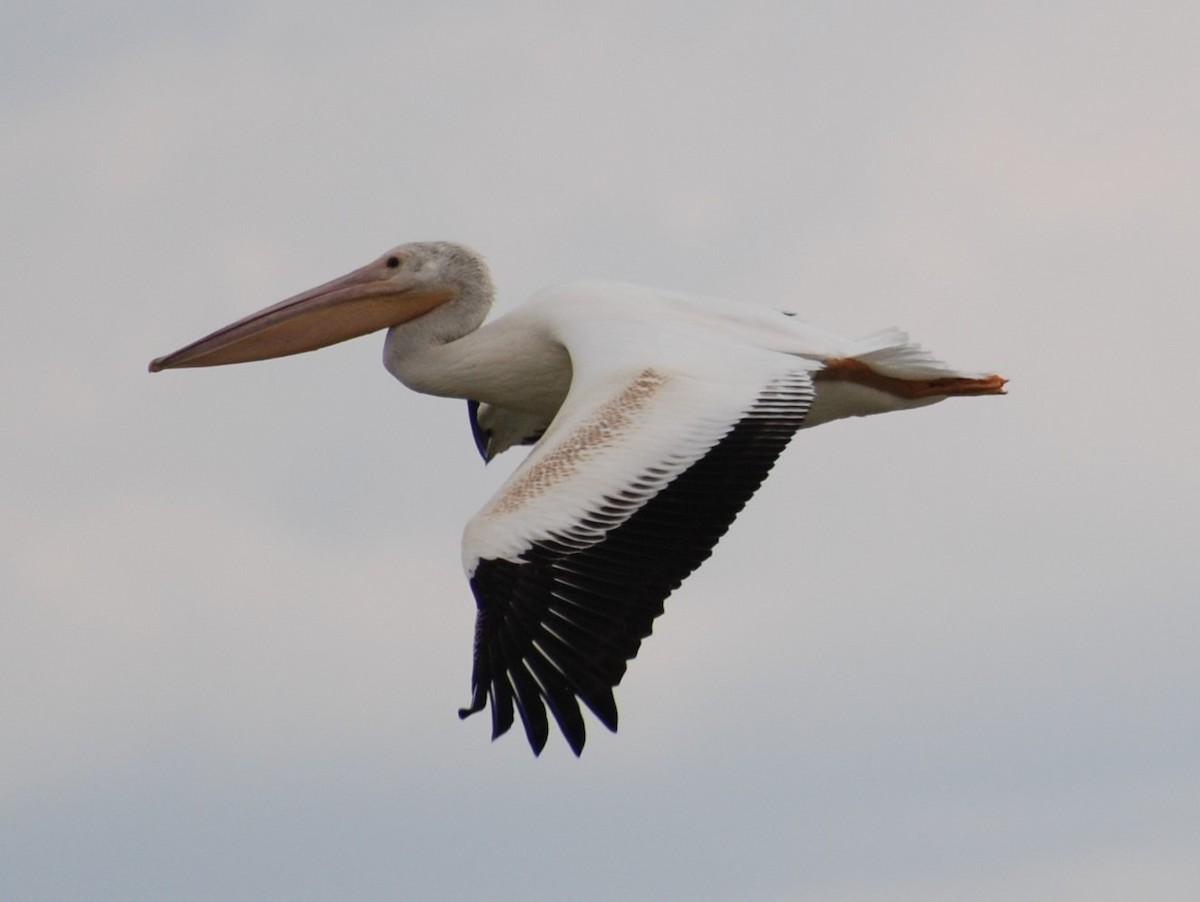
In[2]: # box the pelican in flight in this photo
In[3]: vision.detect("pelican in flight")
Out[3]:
[150,242,1005,755]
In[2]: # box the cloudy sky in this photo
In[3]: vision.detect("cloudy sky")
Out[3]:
[3,2,1198,900]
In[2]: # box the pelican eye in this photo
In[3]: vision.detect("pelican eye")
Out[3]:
[386,255,401,269]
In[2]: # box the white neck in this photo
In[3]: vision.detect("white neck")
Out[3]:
[383,311,571,416]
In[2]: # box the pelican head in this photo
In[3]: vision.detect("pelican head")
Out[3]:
[149,241,492,372]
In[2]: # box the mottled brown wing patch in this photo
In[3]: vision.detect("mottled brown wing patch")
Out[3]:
[483,369,667,517]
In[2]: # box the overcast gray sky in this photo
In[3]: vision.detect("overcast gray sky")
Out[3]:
[3,2,1198,900]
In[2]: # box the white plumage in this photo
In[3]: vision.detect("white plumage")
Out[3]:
[151,242,1005,755]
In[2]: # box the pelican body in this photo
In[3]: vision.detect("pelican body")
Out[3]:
[151,242,1005,755]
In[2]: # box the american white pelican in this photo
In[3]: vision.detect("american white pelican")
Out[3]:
[150,242,1005,755]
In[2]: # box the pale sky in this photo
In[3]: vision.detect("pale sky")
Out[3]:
[3,2,1199,900]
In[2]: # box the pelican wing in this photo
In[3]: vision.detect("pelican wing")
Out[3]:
[459,343,815,755]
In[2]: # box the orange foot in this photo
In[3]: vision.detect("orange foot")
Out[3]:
[815,358,1008,400]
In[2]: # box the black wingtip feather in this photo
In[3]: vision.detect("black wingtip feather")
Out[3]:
[466,399,489,462]
[461,372,812,755]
